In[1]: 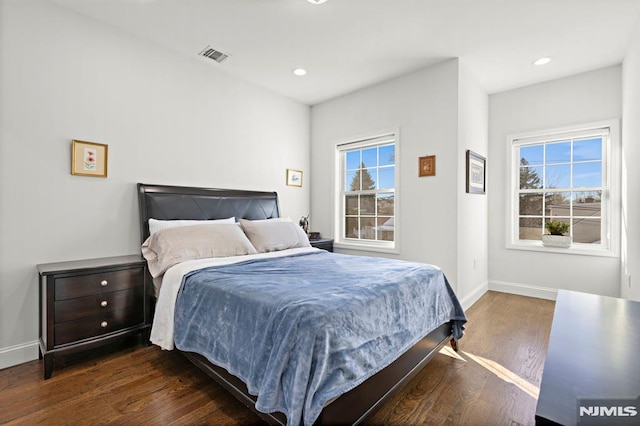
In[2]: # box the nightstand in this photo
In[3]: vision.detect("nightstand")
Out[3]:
[37,255,150,379]
[310,238,334,252]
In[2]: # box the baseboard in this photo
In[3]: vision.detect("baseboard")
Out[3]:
[489,280,558,301]
[0,340,39,370]
[459,281,489,311]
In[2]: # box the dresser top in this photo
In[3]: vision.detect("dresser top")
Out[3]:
[37,255,145,276]
[536,290,640,425]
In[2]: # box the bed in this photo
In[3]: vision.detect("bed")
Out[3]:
[137,183,466,425]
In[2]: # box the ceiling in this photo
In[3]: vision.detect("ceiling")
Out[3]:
[50,0,640,105]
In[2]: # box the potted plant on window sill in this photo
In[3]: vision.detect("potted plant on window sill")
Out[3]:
[541,221,571,248]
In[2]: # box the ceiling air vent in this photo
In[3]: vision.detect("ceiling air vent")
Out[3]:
[198,45,230,63]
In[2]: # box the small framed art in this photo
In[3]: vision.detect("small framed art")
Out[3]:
[286,169,303,187]
[418,155,436,177]
[71,140,108,178]
[466,150,486,194]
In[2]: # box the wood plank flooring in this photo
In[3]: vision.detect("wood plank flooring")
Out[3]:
[0,291,555,425]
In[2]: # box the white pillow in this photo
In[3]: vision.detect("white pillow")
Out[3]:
[239,219,310,253]
[148,217,235,235]
[141,223,256,278]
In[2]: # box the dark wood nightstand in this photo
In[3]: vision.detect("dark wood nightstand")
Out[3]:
[37,255,151,379]
[310,238,334,252]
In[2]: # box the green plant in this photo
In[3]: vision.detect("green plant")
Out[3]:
[545,220,570,236]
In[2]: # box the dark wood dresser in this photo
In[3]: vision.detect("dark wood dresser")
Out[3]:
[310,238,334,252]
[535,290,640,425]
[37,255,150,379]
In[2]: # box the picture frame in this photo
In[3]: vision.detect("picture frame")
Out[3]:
[418,155,436,177]
[71,140,108,178]
[286,169,303,187]
[466,150,486,194]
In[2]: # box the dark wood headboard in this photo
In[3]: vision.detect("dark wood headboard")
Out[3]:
[137,183,280,243]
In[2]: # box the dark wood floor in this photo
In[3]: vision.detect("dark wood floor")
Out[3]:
[0,291,555,425]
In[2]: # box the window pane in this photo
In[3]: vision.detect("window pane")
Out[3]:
[572,218,601,244]
[520,145,543,166]
[362,148,377,168]
[546,142,571,164]
[519,217,542,240]
[573,138,602,162]
[519,193,543,216]
[520,166,543,189]
[363,168,377,190]
[345,195,358,215]
[545,192,570,217]
[377,193,394,215]
[378,167,394,189]
[376,217,394,241]
[545,164,570,188]
[360,194,375,214]
[573,191,601,217]
[379,145,395,166]
[346,151,360,171]
[573,162,602,188]
[360,217,376,240]
[347,170,368,191]
[346,171,358,191]
[345,217,359,238]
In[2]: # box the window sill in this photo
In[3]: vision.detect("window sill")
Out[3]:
[334,241,399,255]
[506,242,618,258]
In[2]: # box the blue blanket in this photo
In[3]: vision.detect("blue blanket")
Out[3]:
[173,251,466,425]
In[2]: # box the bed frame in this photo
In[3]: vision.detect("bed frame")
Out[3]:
[137,183,457,425]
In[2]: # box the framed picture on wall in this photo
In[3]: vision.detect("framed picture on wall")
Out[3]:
[71,140,108,178]
[286,169,303,187]
[418,155,436,177]
[466,150,486,194]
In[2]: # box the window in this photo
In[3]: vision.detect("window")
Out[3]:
[335,132,398,252]
[509,121,619,255]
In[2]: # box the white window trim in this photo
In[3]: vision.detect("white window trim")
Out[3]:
[334,128,400,254]
[506,119,620,258]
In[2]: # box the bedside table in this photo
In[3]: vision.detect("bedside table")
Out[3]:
[37,255,150,379]
[310,238,334,252]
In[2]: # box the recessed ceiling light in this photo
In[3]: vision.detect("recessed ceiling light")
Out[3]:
[533,57,551,66]
[307,0,327,4]
[293,68,307,76]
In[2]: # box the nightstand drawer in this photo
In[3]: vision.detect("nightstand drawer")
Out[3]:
[54,286,144,323]
[54,267,144,300]
[54,308,144,346]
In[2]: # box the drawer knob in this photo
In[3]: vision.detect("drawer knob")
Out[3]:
[100,321,108,328]
[100,280,108,287]
[100,300,108,308]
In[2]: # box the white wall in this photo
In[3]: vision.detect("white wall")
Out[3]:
[621,18,640,301]
[310,59,490,309]
[457,63,489,308]
[0,0,310,368]
[310,60,460,286]
[488,66,622,299]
